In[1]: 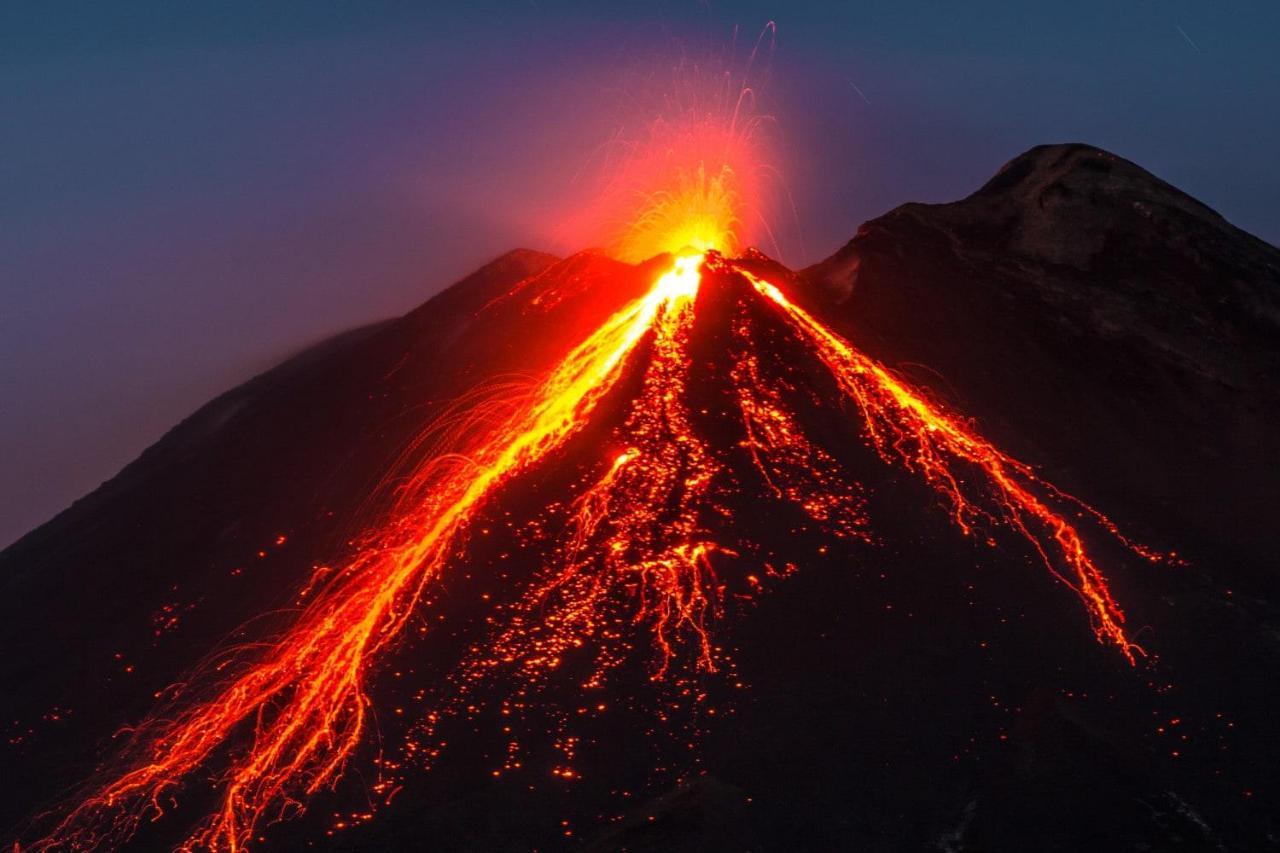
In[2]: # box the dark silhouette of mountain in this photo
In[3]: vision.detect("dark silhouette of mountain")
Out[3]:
[3,145,1278,852]
[802,143,1280,595]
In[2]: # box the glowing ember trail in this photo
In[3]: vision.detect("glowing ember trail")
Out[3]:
[740,269,1153,662]
[27,256,709,852]
[24,249,1164,851]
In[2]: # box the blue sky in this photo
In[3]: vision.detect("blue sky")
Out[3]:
[3,0,1278,545]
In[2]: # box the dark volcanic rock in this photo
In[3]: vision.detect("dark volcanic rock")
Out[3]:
[3,146,1279,852]
[803,143,1280,594]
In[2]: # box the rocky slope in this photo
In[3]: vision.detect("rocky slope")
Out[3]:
[802,143,1280,594]
[3,145,1279,852]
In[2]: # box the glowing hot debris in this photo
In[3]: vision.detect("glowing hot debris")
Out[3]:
[25,252,1164,852]
[28,256,708,853]
[741,269,1152,663]
[616,163,743,261]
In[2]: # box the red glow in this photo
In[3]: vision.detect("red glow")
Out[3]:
[562,28,779,262]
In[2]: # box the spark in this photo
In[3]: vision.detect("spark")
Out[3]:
[1174,24,1202,54]
[564,30,780,263]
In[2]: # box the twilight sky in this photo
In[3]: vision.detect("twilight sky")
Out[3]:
[3,0,1278,546]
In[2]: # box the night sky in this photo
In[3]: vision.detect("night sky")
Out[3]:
[4,0,1278,546]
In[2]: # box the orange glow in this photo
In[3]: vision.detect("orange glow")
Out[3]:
[612,150,747,261]
[25,249,1166,851]
[566,35,776,263]
[27,256,709,853]
[545,253,724,679]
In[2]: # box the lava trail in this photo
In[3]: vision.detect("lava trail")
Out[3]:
[25,258,705,852]
[742,269,1153,662]
[22,252,1159,852]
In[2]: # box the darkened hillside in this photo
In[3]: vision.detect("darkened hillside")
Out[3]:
[4,146,1279,853]
[802,143,1280,594]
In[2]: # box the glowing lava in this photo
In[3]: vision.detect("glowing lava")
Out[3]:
[742,270,1154,662]
[23,248,1164,852]
[571,32,777,262]
[615,159,746,261]
[26,256,709,853]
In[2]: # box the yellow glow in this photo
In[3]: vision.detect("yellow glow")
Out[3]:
[648,252,705,303]
[614,164,740,261]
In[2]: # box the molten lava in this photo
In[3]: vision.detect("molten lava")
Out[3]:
[741,271,1152,662]
[23,245,1165,851]
[614,159,745,262]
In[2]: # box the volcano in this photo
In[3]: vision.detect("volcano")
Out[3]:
[4,144,1280,852]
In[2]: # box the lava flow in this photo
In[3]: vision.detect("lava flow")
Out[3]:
[25,257,707,852]
[742,270,1154,661]
[21,241,1167,852]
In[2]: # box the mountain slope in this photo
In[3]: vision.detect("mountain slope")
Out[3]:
[0,247,662,828]
[802,143,1280,593]
[4,146,1279,852]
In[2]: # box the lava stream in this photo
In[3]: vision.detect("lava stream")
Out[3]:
[742,269,1153,662]
[28,257,706,853]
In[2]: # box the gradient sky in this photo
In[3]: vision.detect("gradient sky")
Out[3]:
[3,0,1278,546]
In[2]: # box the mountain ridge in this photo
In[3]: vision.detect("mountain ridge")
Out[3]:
[799,141,1280,597]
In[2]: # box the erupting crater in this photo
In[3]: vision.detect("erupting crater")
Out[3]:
[21,244,1168,852]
